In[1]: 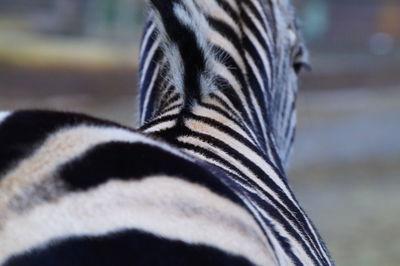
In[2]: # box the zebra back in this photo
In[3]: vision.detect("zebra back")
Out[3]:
[0,111,273,266]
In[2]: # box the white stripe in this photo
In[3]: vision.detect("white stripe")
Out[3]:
[248,0,272,33]
[251,199,320,265]
[140,22,156,59]
[180,135,320,264]
[245,50,267,95]
[179,143,262,196]
[243,25,272,88]
[213,60,255,124]
[143,120,176,133]
[0,126,192,219]
[184,119,298,205]
[0,177,274,266]
[182,141,318,265]
[179,134,286,208]
[173,2,218,96]
[0,112,11,125]
[208,29,245,71]
[205,95,263,149]
[159,84,178,107]
[174,2,209,54]
[160,89,182,108]
[149,9,184,94]
[155,104,182,120]
[191,105,257,146]
[196,0,241,37]
[248,81,268,143]
[140,37,161,87]
[220,0,240,14]
[242,2,274,49]
[212,90,255,136]
[180,148,247,187]
[243,200,290,265]
[178,134,306,229]
[210,91,240,120]
[141,63,160,124]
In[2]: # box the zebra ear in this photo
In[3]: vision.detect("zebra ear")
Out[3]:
[292,42,311,74]
[287,14,311,74]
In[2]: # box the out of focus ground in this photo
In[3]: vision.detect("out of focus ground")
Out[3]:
[292,86,400,266]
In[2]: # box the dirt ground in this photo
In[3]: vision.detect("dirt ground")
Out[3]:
[0,64,399,266]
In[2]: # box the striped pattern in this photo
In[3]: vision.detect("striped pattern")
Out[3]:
[0,0,332,265]
[0,111,272,266]
[139,0,332,265]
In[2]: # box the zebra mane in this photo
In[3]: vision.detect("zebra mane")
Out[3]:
[144,0,305,166]
[148,0,237,107]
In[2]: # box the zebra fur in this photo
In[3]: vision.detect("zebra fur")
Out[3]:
[0,0,333,265]
[0,111,274,266]
[140,0,332,264]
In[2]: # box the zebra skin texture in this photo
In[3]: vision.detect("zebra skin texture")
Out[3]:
[0,0,333,265]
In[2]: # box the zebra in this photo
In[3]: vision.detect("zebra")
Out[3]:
[0,0,333,265]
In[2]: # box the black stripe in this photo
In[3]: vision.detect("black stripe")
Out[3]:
[197,101,260,147]
[5,229,256,266]
[207,17,243,62]
[241,1,274,95]
[140,48,163,121]
[177,142,304,265]
[159,103,182,115]
[0,111,128,178]
[209,93,242,122]
[182,130,324,264]
[248,199,305,266]
[241,0,271,43]
[59,141,243,207]
[213,44,268,150]
[178,136,319,258]
[216,0,240,23]
[139,23,158,72]
[140,114,178,131]
[150,0,205,106]
[213,75,251,125]
[187,113,266,158]
[157,92,181,116]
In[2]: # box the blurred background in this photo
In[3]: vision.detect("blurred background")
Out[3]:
[0,1,399,265]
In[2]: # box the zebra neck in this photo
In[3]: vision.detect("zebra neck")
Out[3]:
[139,0,297,169]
